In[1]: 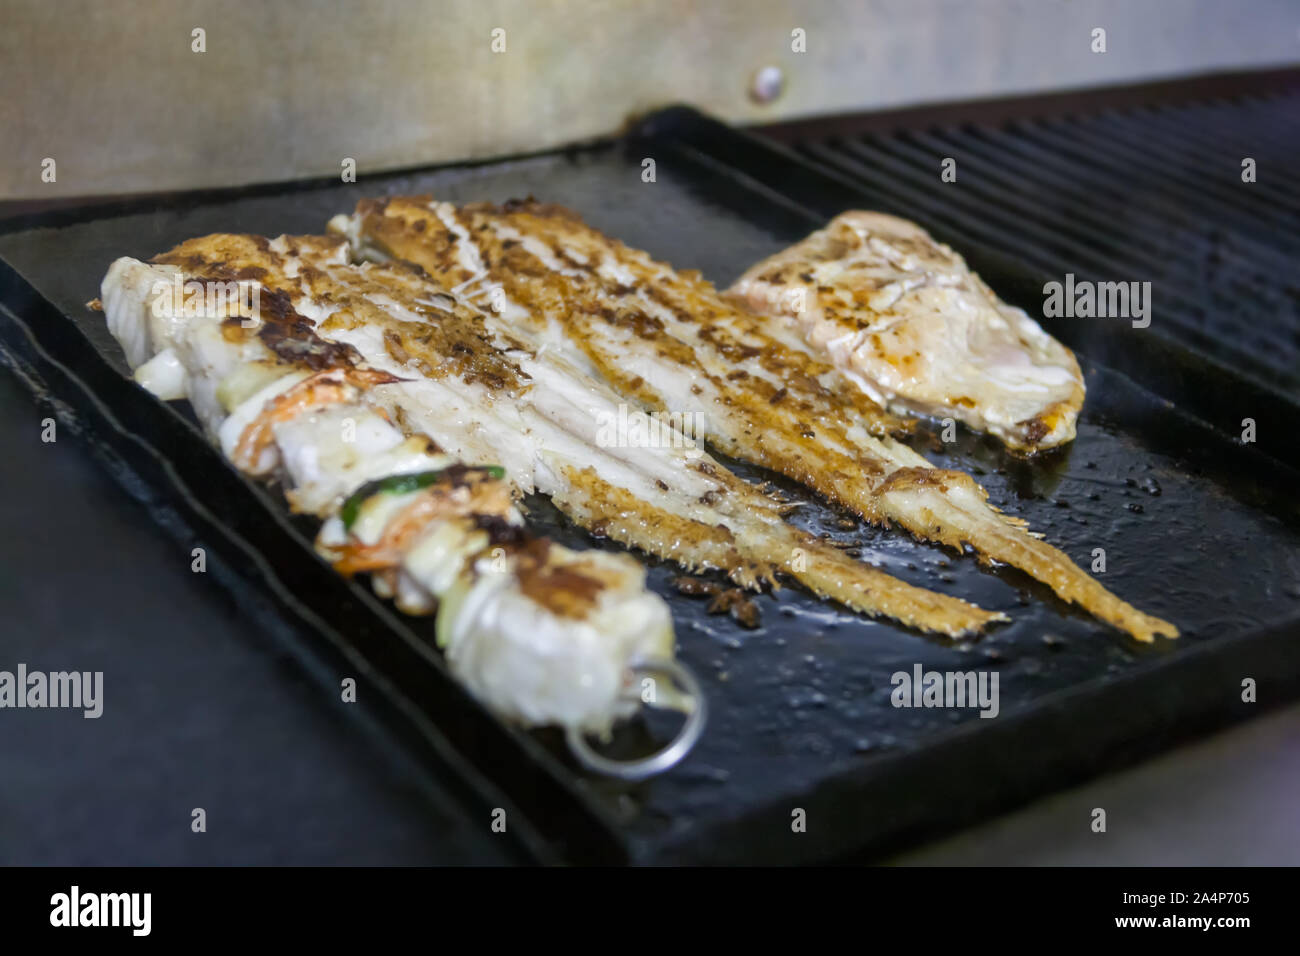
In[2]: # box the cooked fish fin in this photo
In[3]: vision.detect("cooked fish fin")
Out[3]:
[558,464,1003,638]
[873,465,1178,642]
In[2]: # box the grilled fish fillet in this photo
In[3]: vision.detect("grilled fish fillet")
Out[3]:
[728,211,1085,454]
[336,196,1176,642]
[98,252,676,735]
[138,231,998,638]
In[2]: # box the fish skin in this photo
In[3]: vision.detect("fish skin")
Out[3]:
[727,211,1085,455]
[338,196,1176,643]
[145,230,1000,637]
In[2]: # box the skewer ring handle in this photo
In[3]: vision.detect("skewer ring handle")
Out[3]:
[565,657,707,781]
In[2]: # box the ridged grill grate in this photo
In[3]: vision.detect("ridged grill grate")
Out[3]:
[791,92,1300,396]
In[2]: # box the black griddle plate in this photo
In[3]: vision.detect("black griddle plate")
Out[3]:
[2,108,1299,865]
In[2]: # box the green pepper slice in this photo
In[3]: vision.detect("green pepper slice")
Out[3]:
[340,465,507,530]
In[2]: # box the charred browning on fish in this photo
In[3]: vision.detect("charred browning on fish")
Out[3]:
[254,288,366,370]
[153,232,529,393]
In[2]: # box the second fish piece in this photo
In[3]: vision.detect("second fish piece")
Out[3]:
[727,210,1085,454]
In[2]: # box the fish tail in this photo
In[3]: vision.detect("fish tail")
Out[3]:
[875,468,1179,642]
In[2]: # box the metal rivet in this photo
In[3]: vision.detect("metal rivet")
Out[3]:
[750,66,785,104]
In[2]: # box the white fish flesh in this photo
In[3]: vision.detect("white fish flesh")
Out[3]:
[728,211,1085,454]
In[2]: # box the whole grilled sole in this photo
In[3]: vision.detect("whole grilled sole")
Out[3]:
[334,196,1176,643]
